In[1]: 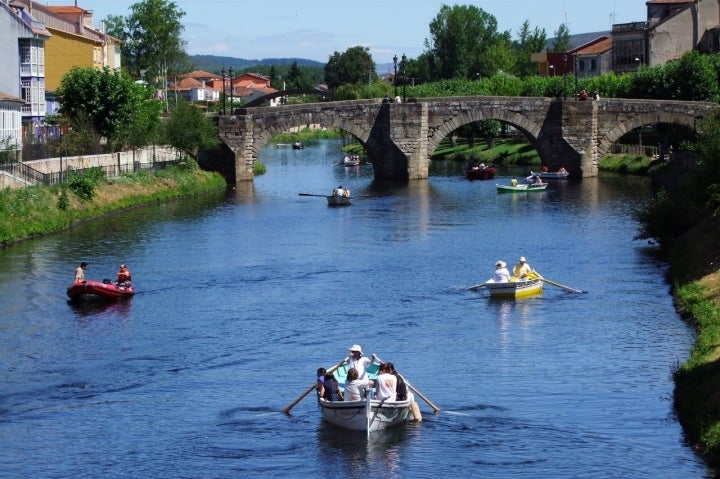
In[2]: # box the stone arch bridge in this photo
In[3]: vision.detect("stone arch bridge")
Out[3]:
[214,97,715,182]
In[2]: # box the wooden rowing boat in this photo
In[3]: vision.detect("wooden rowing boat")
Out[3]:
[482,271,543,298]
[463,164,496,180]
[318,362,419,432]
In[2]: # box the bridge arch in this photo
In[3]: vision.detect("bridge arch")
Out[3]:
[425,108,543,161]
[599,110,698,157]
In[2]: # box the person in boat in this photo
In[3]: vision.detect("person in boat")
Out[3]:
[533,175,543,185]
[510,177,518,186]
[333,185,344,197]
[344,367,374,401]
[492,260,511,283]
[316,367,326,397]
[387,362,408,401]
[558,167,568,174]
[74,262,88,283]
[374,363,397,401]
[116,264,132,284]
[320,371,343,401]
[346,344,377,380]
[540,165,549,173]
[513,256,532,279]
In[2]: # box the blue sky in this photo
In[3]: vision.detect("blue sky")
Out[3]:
[77,0,646,64]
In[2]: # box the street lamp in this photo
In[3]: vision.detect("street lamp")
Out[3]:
[401,53,407,103]
[635,57,641,70]
[393,54,398,98]
[549,65,554,76]
[220,68,226,115]
[228,67,235,114]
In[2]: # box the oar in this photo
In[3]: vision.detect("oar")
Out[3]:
[298,193,328,197]
[468,283,486,291]
[352,193,390,198]
[283,358,346,414]
[375,356,440,413]
[537,273,584,294]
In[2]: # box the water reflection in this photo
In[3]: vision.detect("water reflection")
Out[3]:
[317,421,412,479]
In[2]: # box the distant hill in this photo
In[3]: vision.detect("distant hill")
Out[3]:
[190,55,324,74]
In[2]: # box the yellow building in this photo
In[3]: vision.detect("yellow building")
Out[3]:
[11,1,121,91]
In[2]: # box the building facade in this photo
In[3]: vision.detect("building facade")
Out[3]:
[0,0,50,155]
[12,1,122,91]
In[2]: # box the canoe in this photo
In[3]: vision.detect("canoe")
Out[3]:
[292,142,304,149]
[483,272,543,298]
[318,362,419,432]
[327,195,352,206]
[463,165,496,180]
[528,169,569,181]
[496,183,548,193]
[67,280,135,301]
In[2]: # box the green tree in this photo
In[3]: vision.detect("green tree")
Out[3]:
[161,99,220,157]
[424,5,510,80]
[286,61,315,89]
[57,67,150,150]
[514,20,547,77]
[552,23,571,52]
[324,46,375,90]
[105,0,188,92]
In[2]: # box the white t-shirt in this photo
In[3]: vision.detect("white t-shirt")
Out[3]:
[375,373,397,401]
[345,379,371,401]
[347,356,372,379]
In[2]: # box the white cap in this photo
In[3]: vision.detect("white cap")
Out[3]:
[349,344,362,353]
[520,256,526,262]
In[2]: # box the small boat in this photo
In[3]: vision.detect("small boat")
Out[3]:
[528,168,569,181]
[292,142,304,150]
[463,164,496,180]
[496,183,548,193]
[318,362,419,432]
[67,280,135,301]
[343,155,360,166]
[482,271,543,298]
[327,195,352,206]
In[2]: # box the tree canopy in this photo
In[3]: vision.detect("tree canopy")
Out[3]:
[104,0,188,87]
[324,46,376,90]
[424,5,511,80]
[56,66,155,150]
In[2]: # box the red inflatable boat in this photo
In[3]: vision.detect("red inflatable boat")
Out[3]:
[67,280,135,301]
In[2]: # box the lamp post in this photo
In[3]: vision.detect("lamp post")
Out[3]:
[549,65,554,77]
[635,57,641,70]
[393,54,398,98]
[220,68,226,115]
[401,53,407,103]
[228,67,234,114]
[563,55,567,100]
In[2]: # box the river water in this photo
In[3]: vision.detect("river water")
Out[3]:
[0,139,712,478]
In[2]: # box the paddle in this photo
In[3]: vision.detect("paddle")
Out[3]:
[298,193,328,197]
[468,283,486,291]
[283,359,347,414]
[375,356,440,413]
[536,273,584,294]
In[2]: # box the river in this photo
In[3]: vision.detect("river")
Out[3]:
[0,139,712,478]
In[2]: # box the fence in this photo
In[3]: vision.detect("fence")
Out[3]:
[0,146,181,188]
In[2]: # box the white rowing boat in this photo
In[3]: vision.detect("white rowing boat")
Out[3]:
[482,271,543,298]
[318,362,420,432]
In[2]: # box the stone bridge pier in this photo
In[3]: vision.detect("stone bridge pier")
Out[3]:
[213,97,715,183]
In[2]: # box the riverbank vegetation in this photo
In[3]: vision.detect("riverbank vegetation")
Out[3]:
[0,161,225,246]
[636,111,720,469]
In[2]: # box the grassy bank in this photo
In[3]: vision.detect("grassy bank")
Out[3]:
[0,161,226,246]
[667,219,720,469]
